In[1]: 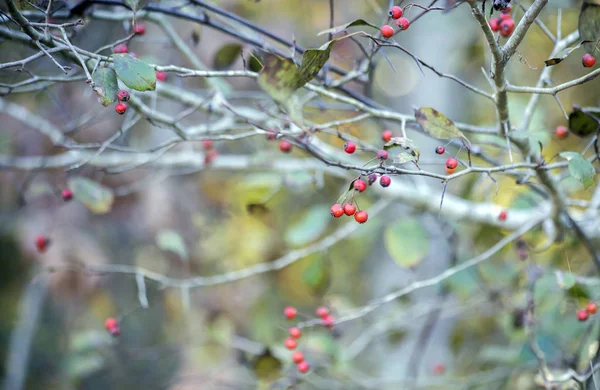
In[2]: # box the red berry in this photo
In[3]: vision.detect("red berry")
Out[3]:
[265,129,277,140]
[353,179,367,192]
[389,5,403,19]
[109,326,121,336]
[104,317,118,331]
[344,141,356,154]
[156,71,167,81]
[316,306,329,318]
[35,235,49,253]
[498,210,508,221]
[433,363,446,375]
[587,302,598,314]
[501,6,512,13]
[354,210,368,224]
[578,310,589,322]
[117,90,130,102]
[435,146,445,155]
[289,327,302,339]
[499,13,512,20]
[343,203,356,216]
[297,361,310,373]
[382,129,393,143]
[285,337,297,350]
[445,157,458,170]
[376,150,389,160]
[113,44,128,54]
[445,167,456,174]
[381,25,394,38]
[489,18,499,32]
[202,140,214,150]
[396,17,410,30]
[330,204,344,218]
[279,139,292,153]
[379,175,391,187]
[555,126,568,140]
[292,351,305,364]
[583,53,596,68]
[367,173,379,185]
[284,306,297,320]
[115,103,127,115]
[61,188,73,201]
[132,24,145,35]
[500,18,515,37]
[204,149,218,165]
[321,314,335,329]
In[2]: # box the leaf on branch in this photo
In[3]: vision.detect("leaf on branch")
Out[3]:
[568,107,599,137]
[544,41,594,66]
[384,137,420,165]
[113,54,156,92]
[252,348,282,382]
[559,151,596,189]
[317,19,378,36]
[92,67,118,107]
[578,3,600,54]
[384,218,429,268]
[555,271,576,290]
[285,205,330,247]
[213,43,243,70]
[156,230,188,261]
[67,176,114,214]
[414,107,471,146]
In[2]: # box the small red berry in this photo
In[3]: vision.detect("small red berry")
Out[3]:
[284,306,297,320]
[316,306,329,318]
[353,179,367,192]
[289,327,302,339]
[156,71,167,81]
[499,13,512,20]
[376,150,389,160]
[104,317,118,331]
[583,53,596,68]
[109,326,121,336]
[555,126,568,140]
[578,310,589,322]
[343,203,356,216]
[435,146,445,155]
[292,351,304,364]
[297,361,310,373]
[113,44,128,54]
[379,175,391,187]
[381,25,394,39]
[204,149,218,165]
[279,139,292,153]
[498,210,508,221]
[433,363,446,375]
[117,90,130,102]
[500,18,515,37]
[265,129,277,140]
[202,140,214,150]
[389,5,403,19]
[35,235,49,253]
[382,129,393,143]
[396,17,410,30]
[321,314,335,329]
[489,18,499,32]
[445,157,458,170]
[285,337,297,350]
[132,24,145,35]
[344,141,356,154]
[354,210,368,224]
[587,302,598,315]
[501,6,512,13]
[115,103,127,115]
[330,204,344,218]
[61,188,73,201]
[445,167,456,174]
[367,173,379,185]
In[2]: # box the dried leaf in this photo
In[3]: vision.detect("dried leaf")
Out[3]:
[414,107,470,146]
[384,137,420,164]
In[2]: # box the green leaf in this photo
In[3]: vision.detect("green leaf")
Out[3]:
[384,137,420,165]
[248,53,263,72]
[414,107,470,146]
[578,3,600,54]
[285,205,330,247]
[113,54,156,92]
[317,19,378,36]
[213,43,242,70]
[569,107,599,137]
[257,53,302,102]
[559,151,595,188]
[555,271,576,290]
[252,348,282,381]
[67,176,114,214]
[156,230,188,261]
[91,67,118,107]
[384,218,429,268]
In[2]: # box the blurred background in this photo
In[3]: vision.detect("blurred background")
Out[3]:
[1,0,599,389]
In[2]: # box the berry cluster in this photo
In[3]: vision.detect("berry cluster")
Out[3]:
[488,9,515,37]
[381,6,410,39]
[115,89,130,115]
[283,307,309,373]
[104,317,121,336]
[577,301,598,322]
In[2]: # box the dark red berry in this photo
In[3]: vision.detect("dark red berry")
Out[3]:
[555,126,568,140]
[156,71,167,81]
[321,314,335,329]
[292,351,304,364]
[35,235,49,253]
[265,129,277,140]
[132,24,145,35]
[344,141,356,154]
[435,146,445,155]
[499,13,511,20]
[354,210,368,224]
[104,317,118,331]
[587,302,598,314]
[343,203,356,216]
[285,337,297,350]
[489,18,499,32]
[297,361,310,373]
[61,188,73,201]
[498,210,508,221]
[109,326,121,336]
[353,179,367,192]
[445,158,458,170]
[396,17,409,30]
[284,306,297,320]
[367,173,378,185]
[578,310,589,322]
[289,327,302,339]
[381,25,394,38]
[113,44,128,54]
[316,306,329,318]
[501,6,512,13]
[389,6,403,19]
[330,204,344,218]
[379,175,391,187]
[279,139,292,153]
[376,150,389,160]
[202,140,214,150]
[499,18,515,37]
[382,129,393,143]
[583,53,596,68]
[117,90,130,102]
[115,103,127,115]
[204,149,218,165]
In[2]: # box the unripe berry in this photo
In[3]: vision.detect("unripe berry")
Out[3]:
[587,302,598,315]
[555,126,568,140]
[115,103,127,115]
[344,141,356,154]
[132,24,146,35]
[292,351,304,364]
[321,314,335,329]
[279,139,292,153]
[316,306,329,318]
[367,173,378,185]
[435,146,445,155]
[353,179,367,192]
[445,157,458,170]
[381,25,394,39]
[498,210,508,221]
[104,317,118,331]
[376,150,389,160]
[445,167,456,174]
[379,175,391,187]
[389,6,403,19]
[204,149,218,165]
[499,18,515,37]
[343,203,356,216]
[289,327,302,339]
[61,188,73,201]
[202,140,214,150]
[297,361,310,373]
[396,17,410,30]
[382,129,393,142]
[583,53,596,68]
[113,44,128,54]
[578,310,589,322]
[156,71,167,81]
[354,210,368,224]
[330,204,344,218]
[284,306,297,320]
[117,90,130,102]
[285,337,297,350]
[489,18,499,32]
[35,235,49,253]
